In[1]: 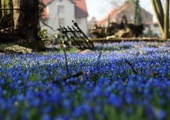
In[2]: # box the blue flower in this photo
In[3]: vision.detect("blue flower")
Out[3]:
[108,94,122,108]
[146,106,167,120]
[73,105,83,117]
[42,114,51,120]
[62,99,72,111]
[93,86,103,97]
[0,42,170,119]
[155,108,167,120]
[125,93,133,104]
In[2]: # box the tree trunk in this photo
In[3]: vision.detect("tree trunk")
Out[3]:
[163,0,169,39]
[12,0,44,50]
[20,0,40,40]
[12,0,20,30]
[0,0,2,18]
[152,0,169,39]
[151,0,164,36]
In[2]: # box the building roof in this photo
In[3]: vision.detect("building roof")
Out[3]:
[98,2,132,26]
[42,0,88,18]
[41,0,53,5]
[41,0,53,19]
[71,0,88,17]
[42,7,49,19]
[98,2,153,26]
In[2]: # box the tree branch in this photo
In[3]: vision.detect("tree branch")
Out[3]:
[40,18,57,31]
[53,71,84,84]
[63,47,72,77]
[125,59,138,75]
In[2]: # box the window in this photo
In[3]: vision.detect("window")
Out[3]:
[130,14,133,20]
[59,18,65,26]
[154,24,158,27]
[58,5,64,12]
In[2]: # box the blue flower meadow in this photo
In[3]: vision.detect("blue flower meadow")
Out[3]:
[0,42,170,120]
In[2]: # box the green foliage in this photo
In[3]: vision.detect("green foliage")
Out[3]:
[69,46,78,53]
[38,29,48,39]
[103,105,146,120]
[0,0,11,15]
[0,43,14,51]
[29,73,39,82]
[166,72,170,79]
[91,73,100,85]
[28,108,41,120]
[4,45,32,54]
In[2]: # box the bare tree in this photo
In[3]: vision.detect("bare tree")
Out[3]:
[133,0,142,25]
[152,0,169,39]
[106,0,125,9]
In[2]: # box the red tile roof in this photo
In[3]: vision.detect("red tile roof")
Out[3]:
[98,2,133,26]
[41,0,52,5]
[41,0,51,19]
[71,0,88,17]
[42,0,88,18]
[42,7,49,19]
[98,2,154,26]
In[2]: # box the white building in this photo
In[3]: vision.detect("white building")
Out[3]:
[143,22,161,37]
[41,0,89,35]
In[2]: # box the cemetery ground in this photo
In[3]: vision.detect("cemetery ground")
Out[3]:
[0,41,170,120]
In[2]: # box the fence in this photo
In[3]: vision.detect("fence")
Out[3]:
[58,20,94,49]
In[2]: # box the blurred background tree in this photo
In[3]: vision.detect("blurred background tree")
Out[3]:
[125,0,142,25]
[133,0,142,25]
[0,0,45,50]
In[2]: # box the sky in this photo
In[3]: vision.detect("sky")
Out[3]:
[85,0,156,22]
